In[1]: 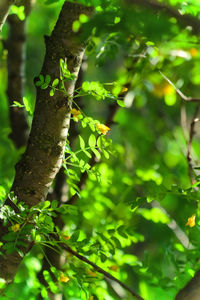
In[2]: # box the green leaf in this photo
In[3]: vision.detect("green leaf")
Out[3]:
[100,252,107,262]
[89,123,96,132]
[82,81,90,92]
[52,78,59,87]
[111,236,121,248]
[55,205,78,215]
[117,225,128,238]
[49,89,55,96]
[79,159,85,168]
[97,136,103,149]
[130,197,147,212]
[41,83,48,90]
[51,200,58,209]
[92,148,101,160]
[35,81,43,87]
[117,100,125,107]
[23,97,33,115]
[79,135,85,150]
[41,201,51,209]
[2,232,17,242]
[83,150,92,158]
[70,230,80,242]
[102,149,109,159]
[88,134,96,148]
[12,101,24,108]
[45,74,51,85]
[39,74,44,82]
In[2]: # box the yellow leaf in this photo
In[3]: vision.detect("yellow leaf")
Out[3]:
[189,48,198,57]
[59,273,70,283]
[71,108,82,122]
[62,235,71,241]
[186,215,196,228]
[11,224,20,232]
[87,270,97,277]
[121,87,128,93]
[109,265,119,272]
[96,124,110,135]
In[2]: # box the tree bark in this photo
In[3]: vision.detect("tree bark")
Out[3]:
[0,1,93,284]
[6,0,32,148]
[175,271,200,300]
[0,0,15,32]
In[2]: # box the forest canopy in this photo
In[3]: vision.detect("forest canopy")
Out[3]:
[1,0,200,299]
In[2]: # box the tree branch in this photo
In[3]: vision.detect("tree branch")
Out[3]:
[60,242,144,300]
[0,0,15,32]
[187,105,199,184]
[0,2,93,284]
[175,270,200,300]
[160,72,200,184]
[160,72,200,102]
[126,0,200,34]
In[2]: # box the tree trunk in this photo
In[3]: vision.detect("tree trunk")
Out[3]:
[0,1,93,284]
[176,271,200,300]
[6,0,32,148]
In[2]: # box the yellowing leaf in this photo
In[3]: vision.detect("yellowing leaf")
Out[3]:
[87,270,97,277]
[189,48,198,57]
[186,215,196,228]
[71,108,82,122]
[109,265,119,272]
[59,273,70,283]
[96,124,110,135]
[11,224,20,232]
[62,234,71,241]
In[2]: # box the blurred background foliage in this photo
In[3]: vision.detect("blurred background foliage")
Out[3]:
[1,0,200,299]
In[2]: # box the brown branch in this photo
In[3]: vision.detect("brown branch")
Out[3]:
[126,0,200,35]
[175,270,200,300]
[186,105,199,184]
[60,242,144,300]
[0,2,93,284]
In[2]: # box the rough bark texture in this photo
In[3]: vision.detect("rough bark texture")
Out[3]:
[6,0,32,148]
[0,0,15,32]
[175,271,200,300]
[0,1,93,284]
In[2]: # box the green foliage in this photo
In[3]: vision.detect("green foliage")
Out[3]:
[10,5,25,21]
[2,0,200,299]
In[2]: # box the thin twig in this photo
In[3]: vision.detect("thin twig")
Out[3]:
[160,72,200,183]
[160,72,200,102]
[187,105,200,184]
[151,201,194,249]
[127,0,200,35]
[180,103,187,141]
[60,242,144,300]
